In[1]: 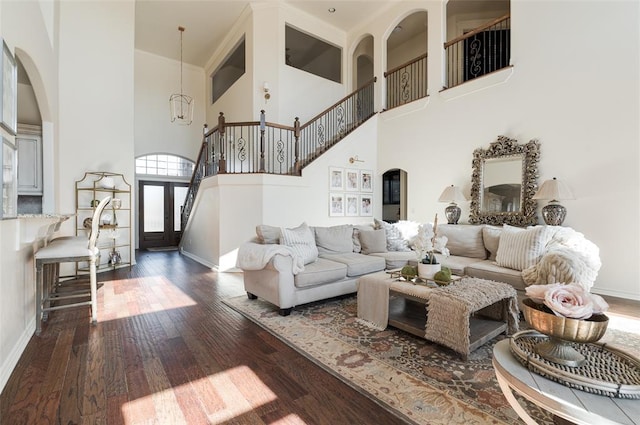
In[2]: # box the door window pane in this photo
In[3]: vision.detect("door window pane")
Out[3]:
[174,186,188,231]
[143,185,164,232]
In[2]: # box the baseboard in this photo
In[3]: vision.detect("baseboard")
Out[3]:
[592,287,640,301]
[179,249,218,270]
[0,318,35,394]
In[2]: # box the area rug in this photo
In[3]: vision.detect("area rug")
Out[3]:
[223,295,640,425]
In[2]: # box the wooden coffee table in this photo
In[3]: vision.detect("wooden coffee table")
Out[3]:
[389,282,510,359]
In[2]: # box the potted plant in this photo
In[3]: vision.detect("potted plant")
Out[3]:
[411,216,449,279]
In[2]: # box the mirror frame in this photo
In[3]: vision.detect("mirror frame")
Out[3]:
[469,135,540,226]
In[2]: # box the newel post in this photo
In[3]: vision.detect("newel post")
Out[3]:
[293,117,301,175]
[259,110,266,173]
[217,112,226,174]
[203,124,212,175]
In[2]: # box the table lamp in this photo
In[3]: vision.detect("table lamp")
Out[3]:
[533,177,574,225]
[438,185,467,224]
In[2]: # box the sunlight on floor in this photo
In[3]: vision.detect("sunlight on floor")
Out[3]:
[121,365,279,424]
[607,312,640,334]
[99,276,197,321]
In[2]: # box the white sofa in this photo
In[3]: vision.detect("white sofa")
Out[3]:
[236,221,600,315]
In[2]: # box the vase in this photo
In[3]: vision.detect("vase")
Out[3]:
[522,298,609,367]
[417,263,441,280]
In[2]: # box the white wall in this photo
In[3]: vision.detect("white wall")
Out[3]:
[370,0,639,299]
[0,0,60,393]
[134,50,206,161]
[57,1,135,249]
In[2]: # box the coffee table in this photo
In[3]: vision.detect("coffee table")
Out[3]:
[357,271,519,359]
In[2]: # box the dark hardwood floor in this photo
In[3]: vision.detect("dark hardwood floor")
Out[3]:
[0,251,405,425]
[2,251,639,425]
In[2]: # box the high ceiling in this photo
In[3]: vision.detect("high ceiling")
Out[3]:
[134,0,509,68]
[135,1,395,67]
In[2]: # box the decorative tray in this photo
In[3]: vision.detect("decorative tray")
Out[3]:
[509,330,640,399]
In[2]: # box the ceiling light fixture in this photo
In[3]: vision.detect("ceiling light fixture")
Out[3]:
[393,25,403,33]
[328,7,336,13]
[170,26,193,125]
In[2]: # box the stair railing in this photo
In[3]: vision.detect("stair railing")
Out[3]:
[444,14,511,89]
[384,54,428,110]
[180,78,377,228]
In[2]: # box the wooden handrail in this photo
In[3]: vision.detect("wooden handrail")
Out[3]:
[384,53,428,77]
[444,13,510,49]
[300,77,377,131]
[204,124,219,138]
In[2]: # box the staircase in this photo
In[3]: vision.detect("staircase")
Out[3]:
[181,77,377,230]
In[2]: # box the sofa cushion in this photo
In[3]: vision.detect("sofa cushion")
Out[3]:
[294,258,347,288]
[482,225,503,260]
[358,229,387,254]
[280,223,318,265]
[369,251,417,269]
[374,218,411,252]
[464,260,527,292]
[315,225,354,254]
[437,254,485,276]
[437,224,487,259]
[256,224,281,244]
[496,225,553,271]
[320,253,385,277]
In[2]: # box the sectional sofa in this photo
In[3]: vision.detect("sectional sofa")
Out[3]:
[236,220,600,315]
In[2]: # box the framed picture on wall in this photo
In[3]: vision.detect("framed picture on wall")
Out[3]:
[329,167,344,191]
[329,192,345,216]
[345,169,359,191]
[1,40,17,135]
[360,170,373,192]
[345,194,359,217]
[360,194,373,217]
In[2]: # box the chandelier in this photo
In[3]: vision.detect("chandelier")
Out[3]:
[170,26,193,125]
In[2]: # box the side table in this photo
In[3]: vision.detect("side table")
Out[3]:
[492,339,640,425]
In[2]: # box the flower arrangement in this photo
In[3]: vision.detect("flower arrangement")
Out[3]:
[525,282,609,320]
[411,215,449,264]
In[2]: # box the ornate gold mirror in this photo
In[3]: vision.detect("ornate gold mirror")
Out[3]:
[469,135,540,226]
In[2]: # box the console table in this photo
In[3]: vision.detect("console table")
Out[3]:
[492,339,640,425]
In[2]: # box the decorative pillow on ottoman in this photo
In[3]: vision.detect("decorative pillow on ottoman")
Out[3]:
[496,225,553,271]
[280,222,318,264]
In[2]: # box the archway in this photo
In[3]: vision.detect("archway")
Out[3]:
[351,35,374,90]
[382,168,407,223]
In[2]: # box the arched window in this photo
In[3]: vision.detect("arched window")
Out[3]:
[135,154,194,177]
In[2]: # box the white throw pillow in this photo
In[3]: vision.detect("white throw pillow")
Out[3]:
[280,222,318,265]
[496,225,553,271]
[374,218,411,252]
[437,224,487,259]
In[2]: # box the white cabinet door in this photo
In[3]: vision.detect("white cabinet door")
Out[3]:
[17,132,42,195]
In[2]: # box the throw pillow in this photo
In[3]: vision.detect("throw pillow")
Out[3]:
[358,229,388,254]
[374,218,410,252]
[315,225,354,254]
[437,224,486,259]
[256,224,281,244]
[496,225,553,271]
[352,224,374,253]
[280,222,318,265]
[482,225,503,260]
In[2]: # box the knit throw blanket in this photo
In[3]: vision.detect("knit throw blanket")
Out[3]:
[425,278,519,357]
[522,227,601,290]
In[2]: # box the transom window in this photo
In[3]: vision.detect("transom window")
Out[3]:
[136,154,194,177]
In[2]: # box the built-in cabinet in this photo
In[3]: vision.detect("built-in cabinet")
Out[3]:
[16,124,42,195]
[75,172,131,273]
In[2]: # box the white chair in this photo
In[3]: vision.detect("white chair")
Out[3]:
[34,196,111,334]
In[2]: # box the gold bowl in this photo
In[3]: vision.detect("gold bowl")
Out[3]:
[522,298,609,366]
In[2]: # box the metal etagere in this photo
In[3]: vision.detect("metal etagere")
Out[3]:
[75,171,132,274]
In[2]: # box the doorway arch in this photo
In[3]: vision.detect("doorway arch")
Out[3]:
[382,168,407,223]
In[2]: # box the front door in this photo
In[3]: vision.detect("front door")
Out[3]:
[139,181,188,249]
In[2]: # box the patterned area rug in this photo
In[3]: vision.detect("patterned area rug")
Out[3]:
[223,295,640,425]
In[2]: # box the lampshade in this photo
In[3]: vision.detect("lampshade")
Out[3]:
[533,178,574,201]
[438,185,467,203]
